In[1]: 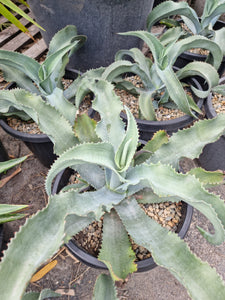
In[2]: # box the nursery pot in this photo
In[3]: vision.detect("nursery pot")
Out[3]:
[0,119,56,168]
[0,140,8,163]
[27,0,155,72]
[52,168,193,272]
[0,70,78,168]
[198,77,225,171]
[174,20,225,78]
[120,76,203,141]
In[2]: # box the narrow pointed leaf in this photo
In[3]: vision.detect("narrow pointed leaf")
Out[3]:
[1,0,44,30]
[0,204,28,216]
[166,35,223,70]
[0,155,27,173]
[115,107,139,171]
[98,210,137,281]
[138,91,156,120]
[176,61,219,99]
[156,65,198,116]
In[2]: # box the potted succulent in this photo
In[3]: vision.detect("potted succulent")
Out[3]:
[0,25,86,167]
[79,30,221,140]
[26,0,155,72]
[146,0,225,75]
[199,77,225,171]
[0,78,225,299]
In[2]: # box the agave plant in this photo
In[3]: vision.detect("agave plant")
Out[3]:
[0,0,44,36]
[0,25,86,121]
[147,0,225,55]
[0,77,225,299]
[0,155,28,223]
[82,30,221,121]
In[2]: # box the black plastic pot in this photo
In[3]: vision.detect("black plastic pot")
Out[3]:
[121,77,204,141]
[0,70,79,168]
[0,119,56,168]
[27,0,155,72]
[174,20,225,78]
[0,140,8,162]
[198,77,225,171]
[53,168,193,272]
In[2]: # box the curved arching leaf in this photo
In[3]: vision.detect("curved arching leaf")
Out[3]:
[166,35,223,70]
[115,107,139,171]
[0,50,40,83]
[119,31,164,65]
[124,163,225,245]
[45,142,123,195]
[176,61,219,99]
[201,3,225,29]
[116,198,225,300]
[146,1,200,33]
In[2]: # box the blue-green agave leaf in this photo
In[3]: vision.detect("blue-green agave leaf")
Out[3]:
[124,163,225,245]
[116,197,225,300]
[98,210,137,281]
[93,274,118,300]
[150,114,225,169]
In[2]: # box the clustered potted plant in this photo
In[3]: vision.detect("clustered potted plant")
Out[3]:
[0,1,225,298]
[0,74,225,299]
[146,0,225,75]
[0,25,86,167]
[78,29,221,140]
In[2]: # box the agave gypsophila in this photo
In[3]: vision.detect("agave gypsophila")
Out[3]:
[0,77,225,299]
[146,0,225,55]
[75,30,221,121]
[0,25,86,121]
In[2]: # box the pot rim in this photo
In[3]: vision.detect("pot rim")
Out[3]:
[0,69,80,142]
[53,168,193,272]
[204,76,225,119]
[120,76,203,128]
